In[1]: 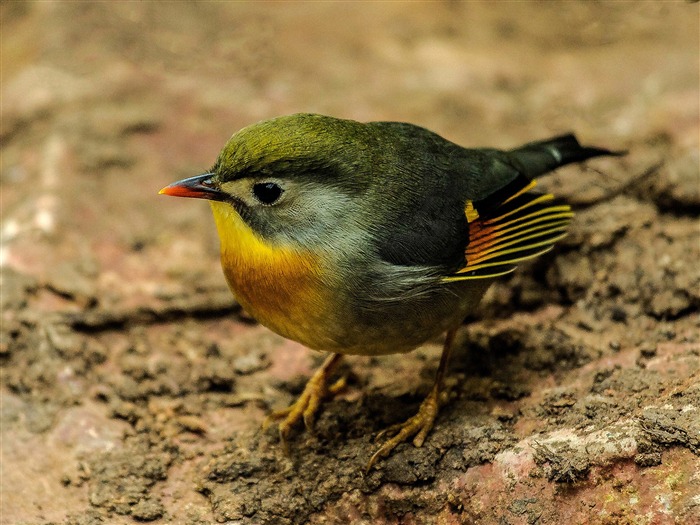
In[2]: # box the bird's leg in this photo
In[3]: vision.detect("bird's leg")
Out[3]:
[264,353,344,452]
[367,327,458,471]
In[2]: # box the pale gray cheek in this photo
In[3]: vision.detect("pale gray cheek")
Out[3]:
[265,190,366,249]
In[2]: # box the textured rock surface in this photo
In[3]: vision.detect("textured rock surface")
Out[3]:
[1,2,698,524]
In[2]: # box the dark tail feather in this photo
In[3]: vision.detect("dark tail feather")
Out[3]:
[508,134,625,179]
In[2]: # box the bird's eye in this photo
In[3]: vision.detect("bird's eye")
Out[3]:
[252,182,283,205]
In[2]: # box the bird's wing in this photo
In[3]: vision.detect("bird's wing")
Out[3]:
[444,173,573,282]
[444,133,621,282]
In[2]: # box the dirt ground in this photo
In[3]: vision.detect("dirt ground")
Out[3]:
[1,2,699,524]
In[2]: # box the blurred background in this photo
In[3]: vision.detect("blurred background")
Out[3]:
[2,2,698,524]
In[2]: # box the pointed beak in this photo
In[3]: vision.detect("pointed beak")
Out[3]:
[159,173,227,201]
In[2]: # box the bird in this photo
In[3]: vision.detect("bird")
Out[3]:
[160,113,621,470]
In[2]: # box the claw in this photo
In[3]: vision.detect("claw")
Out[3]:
[264,354,344,451]
[366,382,444,472]
[366,327,458,472]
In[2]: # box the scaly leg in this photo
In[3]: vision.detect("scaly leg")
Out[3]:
[367,328,458,471]
[264,353,345,451]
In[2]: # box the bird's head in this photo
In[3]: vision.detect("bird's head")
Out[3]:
[160,114,375,247]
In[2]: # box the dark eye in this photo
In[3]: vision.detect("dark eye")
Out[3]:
[252,182,283,205]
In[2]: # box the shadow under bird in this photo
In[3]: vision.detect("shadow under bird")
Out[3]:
[160,113,621,470]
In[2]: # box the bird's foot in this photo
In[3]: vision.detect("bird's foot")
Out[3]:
[366,382,448,472]
[263,354,344,452]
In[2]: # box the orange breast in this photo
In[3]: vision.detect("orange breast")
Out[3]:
[209,202,334,350]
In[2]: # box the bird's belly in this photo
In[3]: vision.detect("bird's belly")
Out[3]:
[334,279,491,356]
[222,252,488,355]
[209,202,491,356]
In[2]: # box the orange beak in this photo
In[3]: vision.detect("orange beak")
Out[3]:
[159,173,227,201]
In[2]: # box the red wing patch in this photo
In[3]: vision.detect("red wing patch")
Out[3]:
[445,181,574,281]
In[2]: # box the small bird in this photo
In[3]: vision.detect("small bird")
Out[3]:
[160,113,620,470]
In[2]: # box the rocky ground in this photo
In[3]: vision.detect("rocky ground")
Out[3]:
[1,2,698,524]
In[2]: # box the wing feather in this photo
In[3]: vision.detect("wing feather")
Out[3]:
[444,177,573,282]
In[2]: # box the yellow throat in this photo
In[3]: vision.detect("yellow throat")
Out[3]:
[208,201,329,349]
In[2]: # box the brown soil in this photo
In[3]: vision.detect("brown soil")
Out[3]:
[1,2,698,524]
